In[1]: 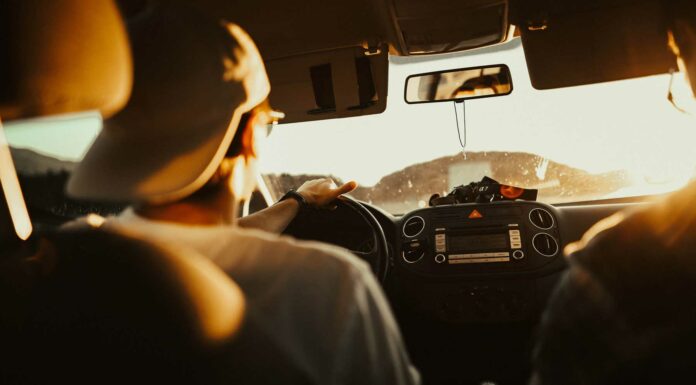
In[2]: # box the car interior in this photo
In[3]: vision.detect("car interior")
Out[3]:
[2,0,696,384]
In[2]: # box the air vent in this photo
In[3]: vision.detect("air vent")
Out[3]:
[529,208,554,230]
[532,233,559,257]
[403,216,426,238]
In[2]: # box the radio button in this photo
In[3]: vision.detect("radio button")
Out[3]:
[511,242,522,249]
[512,250,525,260]
[435,254,446,264]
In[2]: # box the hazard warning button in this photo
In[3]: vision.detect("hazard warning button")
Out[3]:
[468,209,483,219]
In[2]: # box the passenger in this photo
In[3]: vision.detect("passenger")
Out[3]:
[531,3,696,384]
[66,2,419,384]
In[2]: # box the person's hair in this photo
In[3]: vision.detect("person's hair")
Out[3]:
[184,98,272,202]
[667,1,696,54]
[533,187,696,385]
[225,98,273,160]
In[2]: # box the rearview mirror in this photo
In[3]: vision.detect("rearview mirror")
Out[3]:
[405,64,512,104]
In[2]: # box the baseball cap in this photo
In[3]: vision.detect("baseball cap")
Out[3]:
[67,1,270,203]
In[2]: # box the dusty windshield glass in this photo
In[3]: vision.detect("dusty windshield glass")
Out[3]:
[5,39,696,216]
[259,38,696,213]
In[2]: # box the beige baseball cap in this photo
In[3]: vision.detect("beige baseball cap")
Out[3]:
[67,2,270,204]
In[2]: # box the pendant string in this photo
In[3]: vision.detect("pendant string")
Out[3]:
[453,101,467,159]
[667,68,689,115]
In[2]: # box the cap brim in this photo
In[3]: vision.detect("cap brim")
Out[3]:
[67,107,241,204]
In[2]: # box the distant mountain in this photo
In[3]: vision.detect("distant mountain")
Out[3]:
[10,147,632,219]
[264,151,631,211]
[355,151,629,202]
[10,147,123,221]
[10,147,76,175]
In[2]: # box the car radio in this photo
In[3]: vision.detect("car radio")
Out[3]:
[398,201,561,275]
[433,224,523,264]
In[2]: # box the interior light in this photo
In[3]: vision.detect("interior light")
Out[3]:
[0,118,33,240]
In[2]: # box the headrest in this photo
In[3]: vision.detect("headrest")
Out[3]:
[0,0,132,120]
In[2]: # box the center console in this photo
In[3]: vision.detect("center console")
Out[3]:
[391,201,567,384]
[398,201,562,277]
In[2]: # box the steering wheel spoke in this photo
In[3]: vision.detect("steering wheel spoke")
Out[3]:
[282,195,389,282]
[333,196,389,282]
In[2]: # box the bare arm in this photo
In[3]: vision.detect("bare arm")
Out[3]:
[238,178,357,233]
[237,198,300,233]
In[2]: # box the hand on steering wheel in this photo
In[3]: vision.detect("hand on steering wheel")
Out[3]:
[283,179,390,283]
[296,178,358,209]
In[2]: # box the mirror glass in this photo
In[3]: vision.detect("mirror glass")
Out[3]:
[405,64,512,104]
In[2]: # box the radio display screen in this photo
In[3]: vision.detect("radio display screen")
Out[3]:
[449,233,508,251]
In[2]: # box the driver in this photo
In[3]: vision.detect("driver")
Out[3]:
[66,2,419,384]
[531,3,696,384]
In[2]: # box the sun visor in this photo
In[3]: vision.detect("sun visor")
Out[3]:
[265,46,388,124]
[519,0,676,89]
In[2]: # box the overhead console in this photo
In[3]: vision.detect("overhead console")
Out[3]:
[388,0,510,55]
[397,201,562,277]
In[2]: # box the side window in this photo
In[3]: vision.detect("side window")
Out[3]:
[5,113,125,222]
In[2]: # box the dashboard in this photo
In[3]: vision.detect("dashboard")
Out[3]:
[285,200,567,324]
[392,201,566,327]
[284,197,638,384]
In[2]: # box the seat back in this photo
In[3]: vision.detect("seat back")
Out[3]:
[0,224,245,384]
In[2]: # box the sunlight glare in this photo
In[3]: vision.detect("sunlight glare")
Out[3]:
[0,119,33,240]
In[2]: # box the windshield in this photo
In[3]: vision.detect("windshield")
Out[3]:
[259,38,696,214]
[6,38,696,216]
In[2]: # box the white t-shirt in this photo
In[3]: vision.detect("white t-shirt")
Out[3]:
[105,208,420,385]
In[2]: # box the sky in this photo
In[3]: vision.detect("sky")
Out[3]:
[5,37,696,189]
[4,112,102,162]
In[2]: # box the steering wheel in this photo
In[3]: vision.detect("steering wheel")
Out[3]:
[335,195,390,282]
[283,195,390,283]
